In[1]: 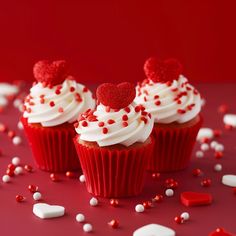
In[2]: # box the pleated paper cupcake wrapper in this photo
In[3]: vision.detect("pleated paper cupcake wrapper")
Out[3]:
[21,117,80,172]
[74,137,154,198]
[148,117,203,172]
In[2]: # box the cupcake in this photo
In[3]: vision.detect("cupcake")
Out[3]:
[134,58,203,172]
[22,60,96,172]
[74,82,154,198]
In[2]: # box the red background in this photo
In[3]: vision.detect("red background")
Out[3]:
[0,0,236,84]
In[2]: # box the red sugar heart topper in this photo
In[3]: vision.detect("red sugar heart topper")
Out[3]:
[96,82,136,109]
[209,228,236,236]
[180,191,213,206]
[33,60,69,86]
[144,57,182,82]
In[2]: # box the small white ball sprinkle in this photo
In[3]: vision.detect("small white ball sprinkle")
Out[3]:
[89,197,98,206]
[165,188,174,197]
[76,213,85,222]
[201,143,209,151]
[135,204,145,213]
[33,192,42,201]
[2,175,11,183]
[12,136,22,145]
[12,156,21,166]
[181,212,190,221]
[14,166,23,175]
[13,99,22,108]
[210,141,218,149]
[17,121,23,130]
[215,144,224,152]
[79,174,86,183]
[83,223,93,232]
[196,150,204,158]
[214,164,222,172]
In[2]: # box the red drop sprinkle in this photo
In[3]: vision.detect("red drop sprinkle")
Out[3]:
[155,100,161,106]
[70,86,75,92]
[215,151,223,159]
[50,173,60,182]
[49,101,55,107]
[24,164,33,172]
[108,219,119,229]
[140,117,147,124]
[218,104,228,114]
[122,115,128,121]
[103,127,108,134]
[153,194,164,202]
[75,93,82,102]
[124,107,131,113]
[65,171,76,178]
[6,169,14,177]
[8,130,16,139]
[83,87,88,92]
[16,195,25,202]
[175,216,184,224]
[40,98,45,104]
[142,201,152,209]
[154,95,159,99]
[58,107,64,113]
[110,199,119,207]
[225,124,233,130]
[152,173,160,179]
[107,119,115,124]
[201,178,212,187]
[192,168,202,177]
[177,109,186,114]
[213,129,222,137]
[28,184,39,193]
[135,106,141,113]
[122,122,128,127]
[105,106,111,112]
[8,164,16,171]
[0,123,8,132]
[81,121,88,127]
[98,122,105,127]
[55,89,61,95]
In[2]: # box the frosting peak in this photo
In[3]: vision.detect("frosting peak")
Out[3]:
[23,78,95,127]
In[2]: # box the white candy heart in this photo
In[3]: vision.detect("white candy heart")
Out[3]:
[33,203,65,219]
[197,128,213,141]
[133,223,175,236]
[222,175,236,187]
[223,114,236,127]
[0,83,19,96]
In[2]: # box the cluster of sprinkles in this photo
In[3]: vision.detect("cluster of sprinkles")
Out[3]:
[76,104,151,135]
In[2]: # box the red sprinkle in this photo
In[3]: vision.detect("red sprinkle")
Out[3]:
[215,151,223,159]
[0,123,8,132]
[98,122,105,127]
[135,106,141,113]
[24,165,33,172]
[81,121,88,127]
[201,178,212,187]
[124,107,131,113]
[142,201,152,209]
[28,184,39,193]
[7,164,16,171]
[108,219,119,229]
[103,127,108,134]
[153,194,163,202]
[70,86,75,92]
[154,95,159,99]
[175,216,184,224]
[16,195,25,203]
[155,100,161,106]
[140,117,147,124]
[152,172,161,179]
[49,101,55,107]
[122,115,128,121]
[122,122,128,127]
[65,171,76,178]
[177,109,186,114]
[192,168,202,177]
[6,169,14,177]
[213,129,222,137]
[83,87,88,92]
[107,119,115,124]
[50,173,60,182]
[110,199,119,207]
[55,89,61,95]
[58,107,64,113]
[8,130,16,139]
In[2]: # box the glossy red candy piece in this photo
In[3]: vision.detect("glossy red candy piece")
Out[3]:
[180,191,213,206]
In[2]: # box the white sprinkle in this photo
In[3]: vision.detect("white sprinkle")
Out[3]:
[12,156,21,166]
[79,174,86,183]
[83,223,93,232]
[215,144,224,152]
[181,212,190,221]
[19,104,24,112]
[197,128,213,141]
[13,99,22,108]
[196,150,204,158]
[2,175,11,183]
[17,121,23,130]
[214,164,222,172]
[89,197,98,206]
[210,141,218,149]
[165,189,174,197]
[12,136,22,145]
[33,192,42,201]
[135,204,145,213]
[14,166,24,175]
[222,175,236,187]
[201,143,209,151]
[76,213,85,222]
[223,114,236,127]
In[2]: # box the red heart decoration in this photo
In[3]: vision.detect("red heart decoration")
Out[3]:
[96,82,136,109]
[209,228,236,236]
[33,60,69,86]
[180,191,213,206]
[143,57,182,82]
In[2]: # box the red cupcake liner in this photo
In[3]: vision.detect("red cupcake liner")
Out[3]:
[147,116,203,172]
[74,137,154,198]
[21,117,80,172]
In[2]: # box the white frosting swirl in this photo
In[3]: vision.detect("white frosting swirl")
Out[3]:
[134,75,201,124]
[75,103,154,147]
[23,78,95,127]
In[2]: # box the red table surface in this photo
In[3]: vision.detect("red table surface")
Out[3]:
[0,83,236,236]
